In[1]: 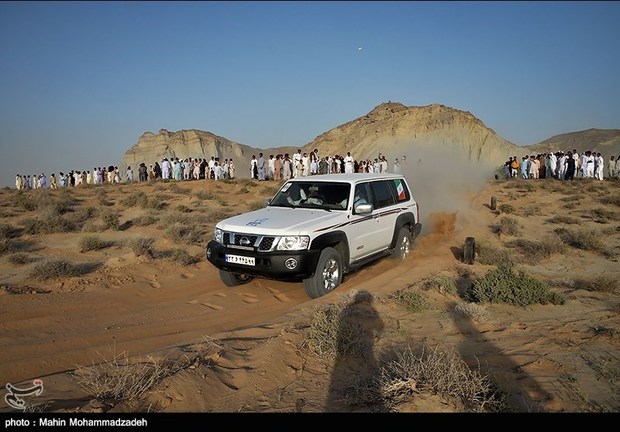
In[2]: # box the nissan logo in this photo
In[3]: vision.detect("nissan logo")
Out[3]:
[240,237,251,246]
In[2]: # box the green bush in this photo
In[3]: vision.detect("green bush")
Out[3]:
[423,275,456,295]
[397,290,433,313]
[469,264,565,306]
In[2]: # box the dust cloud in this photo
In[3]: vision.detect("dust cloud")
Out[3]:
[385,141,497,242]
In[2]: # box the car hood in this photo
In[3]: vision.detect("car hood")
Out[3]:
[216,206,345,235]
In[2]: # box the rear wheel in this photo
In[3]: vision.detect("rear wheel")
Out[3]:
[391,227,412,261]
[219,269,254,287]
[303,247,343,299]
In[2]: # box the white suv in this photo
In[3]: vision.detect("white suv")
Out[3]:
[206,173,422,298]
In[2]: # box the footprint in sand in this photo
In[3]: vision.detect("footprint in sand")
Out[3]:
[264,286,280,294]
[241,293,259,304]
[273,293,290,303]
[150,281,161,288]
[201,302,224,310]
[180,272,195,279]
[214,293,227,297]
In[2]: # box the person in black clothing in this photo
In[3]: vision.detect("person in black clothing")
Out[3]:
[153,162,162,179]
[565,151,576,180]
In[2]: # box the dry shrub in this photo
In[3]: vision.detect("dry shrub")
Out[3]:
[121,191,148,208]
[505,234,567,264]
[128,237,155,257]
[65,207,97,226]
[0,223,18,239]
[590,208,618,224]
[74,339,223,402]
[248,200,266,211]
[0,238,15,255]
[498,204,515,214]
[100,209,120,231]
[168,248,201,266]
[175,204,192,213]
[157,212,189,228]
[195,190,215,200]
[475,238,515,266]
[303,292,379,360]
[522,204,543,217]
[454,302,487,322]
[599,195,620,207]
[546,215,582,225]
[493,216,522,236]
[422,274,457,295]
[79,235,114,252]
[7,252,35,265]
[144,195,167,210]
[23,206,76,234]
[573,276,618,293]
[132,215,158,226]
[29,258,82,280]
[164,223,204,245]
[553,228,607,253]
[378,344,507,412]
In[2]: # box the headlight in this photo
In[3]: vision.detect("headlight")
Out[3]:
[214,228,223,244]
[276,236,310,251]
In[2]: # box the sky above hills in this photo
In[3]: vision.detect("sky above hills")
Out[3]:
[1,1,619,188]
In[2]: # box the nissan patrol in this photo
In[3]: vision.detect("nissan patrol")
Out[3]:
[206,173,421,298]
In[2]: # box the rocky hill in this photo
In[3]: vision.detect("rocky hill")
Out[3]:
[121,103,620,177]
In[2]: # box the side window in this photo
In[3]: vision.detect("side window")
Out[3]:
[390,178,411,202]
[353,183,372,214]
[370,180,396,209]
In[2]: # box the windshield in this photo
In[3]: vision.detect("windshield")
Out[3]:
[269,181,351,211]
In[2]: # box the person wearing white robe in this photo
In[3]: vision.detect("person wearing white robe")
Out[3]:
[594,153,604,180]
[607,156,616,178]
[292,150,302,178]
[343,152,354,174]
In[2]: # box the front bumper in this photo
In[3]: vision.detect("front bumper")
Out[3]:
[206,240,322,281]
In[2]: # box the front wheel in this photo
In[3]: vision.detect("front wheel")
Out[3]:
[303,247,343,299]
[219,269,254,287]
[391,227,412,261]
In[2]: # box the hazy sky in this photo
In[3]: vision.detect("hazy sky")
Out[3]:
[1,1,619,188]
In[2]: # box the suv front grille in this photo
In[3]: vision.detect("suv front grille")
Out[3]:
[223,232,277,252]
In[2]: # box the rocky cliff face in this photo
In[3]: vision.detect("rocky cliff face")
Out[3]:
[121,128,298,177]
[300,102,520,171]
[122,129,249,171]
[121,103,620,178]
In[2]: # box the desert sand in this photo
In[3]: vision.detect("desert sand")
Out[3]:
[0,174,618,414]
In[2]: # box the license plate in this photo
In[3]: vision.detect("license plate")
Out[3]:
[225,254,255,266]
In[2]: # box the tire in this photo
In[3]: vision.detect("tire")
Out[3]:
[391,227,412,261]
[490,196,497,211]
[303,247,343,299]
[219,269,254,287]
[464,237,476,265]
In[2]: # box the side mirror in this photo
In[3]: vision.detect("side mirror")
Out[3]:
[354,202,373,215]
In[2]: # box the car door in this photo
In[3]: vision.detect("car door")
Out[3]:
[348,181,388,259]
[369,179,398,249]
